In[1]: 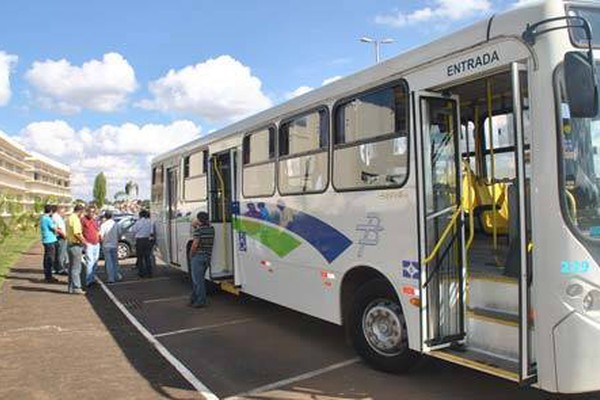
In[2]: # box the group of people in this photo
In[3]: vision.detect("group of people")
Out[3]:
[39,204,215,308]
[40,204,124,294]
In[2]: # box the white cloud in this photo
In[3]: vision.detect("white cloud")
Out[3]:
[0,52,18,107]
[512,0,538,7]
[87,120,200,155]
[285,76,343,100]
[284,85,314,100]
[18,120,201,199]
[25,52,137,114]
[375,0,491,27]
[139,55,272,123]
[19,120,83,158]
[322,76,342,86]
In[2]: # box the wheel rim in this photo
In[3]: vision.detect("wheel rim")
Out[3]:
[117,244,129,259]
[362,299,404,356]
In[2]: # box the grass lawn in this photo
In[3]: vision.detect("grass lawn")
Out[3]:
[0,230,39,288]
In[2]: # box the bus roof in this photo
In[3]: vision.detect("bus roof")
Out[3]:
[152,0,555,166]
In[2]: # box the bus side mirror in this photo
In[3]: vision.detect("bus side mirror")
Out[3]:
[564,51,598,118]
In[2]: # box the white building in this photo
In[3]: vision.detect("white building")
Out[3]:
[0,131,71,215]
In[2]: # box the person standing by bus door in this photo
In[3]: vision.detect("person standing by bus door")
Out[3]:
[189,211,215,308]
[131,209,154,278]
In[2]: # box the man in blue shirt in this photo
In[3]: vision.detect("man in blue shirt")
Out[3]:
[40,204,58,283]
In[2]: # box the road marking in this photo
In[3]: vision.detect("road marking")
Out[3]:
[154,317,257,338]
[144,295,189,304]
[224,358,360,399]
[96,277,219,400]
[108,276,173,286]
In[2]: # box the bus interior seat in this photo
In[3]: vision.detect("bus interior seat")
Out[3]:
[461,161,509,235]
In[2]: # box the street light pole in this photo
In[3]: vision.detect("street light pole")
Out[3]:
[360,37,395,64]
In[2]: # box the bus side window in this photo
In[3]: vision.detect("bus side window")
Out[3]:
[333,81,409,191]
[243,127,276,198]
[278,108,329,195]
[151,165,164,204]
[183,150,207,202]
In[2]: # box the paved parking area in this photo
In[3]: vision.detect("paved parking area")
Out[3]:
[98,258,600,400]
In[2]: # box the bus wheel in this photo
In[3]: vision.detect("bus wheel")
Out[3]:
[349,279,418,373]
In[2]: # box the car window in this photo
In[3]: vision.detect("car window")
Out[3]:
[119,218,136,230]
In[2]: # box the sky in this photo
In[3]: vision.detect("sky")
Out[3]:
[0,0,527,200]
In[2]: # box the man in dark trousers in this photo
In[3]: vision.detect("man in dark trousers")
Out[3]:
[189,211,215,308]
[131,209,154,278]
[40,204,58,283]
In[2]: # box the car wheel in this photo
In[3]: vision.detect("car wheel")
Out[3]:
[117,242,131,260]
[349,279,419,373]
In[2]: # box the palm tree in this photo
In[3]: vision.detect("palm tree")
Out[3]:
[125,180,139,200]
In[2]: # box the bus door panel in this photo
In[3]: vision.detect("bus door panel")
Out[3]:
[166,167,180,265]
[208,149,236,280]
[416,92,466,350]
[510,62,536,383]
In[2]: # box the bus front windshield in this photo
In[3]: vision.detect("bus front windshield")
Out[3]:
[557,65,600,240]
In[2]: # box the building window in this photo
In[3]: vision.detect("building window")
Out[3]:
[333,81,409,190]
[243,127,275,197]
[278,108,329,195]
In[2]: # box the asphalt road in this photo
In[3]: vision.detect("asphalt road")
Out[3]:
[95,258,600,400]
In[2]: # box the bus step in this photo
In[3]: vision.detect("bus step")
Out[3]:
[469,272,518,316]
[467,308,519,362]
[430,347,519,382]
[220,281,240,296]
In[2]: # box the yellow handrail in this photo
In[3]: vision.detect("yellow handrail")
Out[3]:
[467,105,479,251]
[423,207,462,264]
[213,158,229,268]
[463,160,475,250]
[565,190,577,221]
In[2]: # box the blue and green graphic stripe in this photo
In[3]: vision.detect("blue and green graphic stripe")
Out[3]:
[233,218,302,257]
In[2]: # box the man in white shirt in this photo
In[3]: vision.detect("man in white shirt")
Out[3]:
[99,211,122,283]
[51,205,68,275]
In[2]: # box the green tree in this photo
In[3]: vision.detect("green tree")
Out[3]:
[93,172,107,208]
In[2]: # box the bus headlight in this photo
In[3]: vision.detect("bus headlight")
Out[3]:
[583,290,600,312]
[566,283,584,297]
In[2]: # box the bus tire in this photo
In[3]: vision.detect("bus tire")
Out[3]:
[349,279,418,373]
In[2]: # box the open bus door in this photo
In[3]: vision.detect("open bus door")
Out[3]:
[415,92,467,350]
[208,148,240,286]
[415,64,535,383]
[166,166,180,265]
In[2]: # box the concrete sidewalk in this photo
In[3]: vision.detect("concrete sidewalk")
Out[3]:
[0,243,203,400]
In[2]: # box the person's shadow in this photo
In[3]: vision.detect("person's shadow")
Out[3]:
[10,286,69,295]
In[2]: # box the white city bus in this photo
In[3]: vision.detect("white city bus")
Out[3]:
[151,0,600,393]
